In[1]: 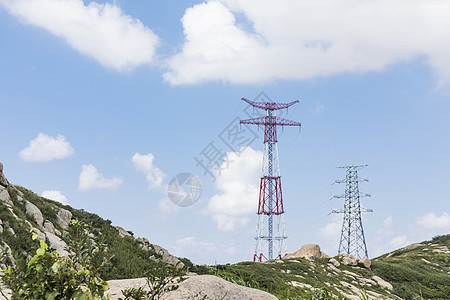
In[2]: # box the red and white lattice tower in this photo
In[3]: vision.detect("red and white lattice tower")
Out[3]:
[240,97,301,261]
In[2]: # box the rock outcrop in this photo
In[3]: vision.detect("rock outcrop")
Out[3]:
[114,226,132,237]
[359,257,372,269]
[45,232,69,257]
[43,220,60,236]
[0,162,10,187]
[338,253,358,266]
[372,275,393,290]
[56,208,72,229]
[137,238,184,267]
[0,186,13,207]
[25,201,44,227]
[107,275,278,300]
[284,244,330,260]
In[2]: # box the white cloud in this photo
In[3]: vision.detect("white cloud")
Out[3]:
[132,153,165,189]
[41,190,68,204]
[317,218,341,240]
[165,0,450,85]
[0,0,158,71]
[19,133,74,162]
[205,147,262,231]
[158,197,179,214]
[416,212,450,230]
[388,235,410,249]
[316,214,342,255]
[173,236,217,255]
[377,216,394,236]
[78,164,122,191]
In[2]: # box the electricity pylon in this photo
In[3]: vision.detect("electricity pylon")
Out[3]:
[332,165,372,259]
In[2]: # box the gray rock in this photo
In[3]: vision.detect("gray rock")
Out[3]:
[0,225,3,234]
[284,244,330,260]
[43,220,57,235]
[0,186,13,206]
[31,228,46,241]
[25,201,44,227]
[114,226,132,237]
[0,162,10,187]
[372,275,393,290]
[339,254,358,266]
[56,208,72,229]
[162,275,278,300]
[45,232,69,257]
[108,275,278,300]
[137,238,184,268]
[6,228,15,236]
[329,258,340,267]
[359,257,371,269]
[107,278,148,299]
[153,244,184,267]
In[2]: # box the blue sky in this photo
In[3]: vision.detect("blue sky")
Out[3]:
[1,0,450,264]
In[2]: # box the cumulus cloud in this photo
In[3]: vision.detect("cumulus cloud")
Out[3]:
[132,153,165,189]
[416,212,450,230]
[388,235,410,249]
[316,214,342,255]
[0,0,158,71]
[165,0,450,85]
[173,236,217,255]
[19,133,74,162]
[41,190,68,204]
[205,147,262,231]
[78,164,122,191]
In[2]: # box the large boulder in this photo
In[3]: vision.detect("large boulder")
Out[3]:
[56,208,72,229]
[25,201,44,227]
[0,162,10,187]
[338,254,358,266]
[153,244,184,267]
[43,220,60,236]
[107,275,278,300]
[0,186,13,207]
[284,244,330,260]
[359,257,371,269]
[45,232,69,257]
[162,275,278,300]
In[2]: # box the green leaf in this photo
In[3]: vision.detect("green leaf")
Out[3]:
[36,248,45,256]
[51,262,60,273]
[45,290,58,300]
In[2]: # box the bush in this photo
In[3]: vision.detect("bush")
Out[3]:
[0,220,110,299]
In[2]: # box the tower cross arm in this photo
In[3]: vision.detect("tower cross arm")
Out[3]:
[242,98,299,111]
[240,116,301,127]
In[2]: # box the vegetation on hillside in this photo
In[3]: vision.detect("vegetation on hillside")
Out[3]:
[371,234,450,299]
[2,186,164,281]
[1,220,110,299]
[1,185,449,299]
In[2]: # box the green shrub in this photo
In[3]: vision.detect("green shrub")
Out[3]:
[0,220,110,299]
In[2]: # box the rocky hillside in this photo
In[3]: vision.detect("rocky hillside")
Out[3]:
[1,163,449,299]
[0,163,182,281]
[189,238,449,299]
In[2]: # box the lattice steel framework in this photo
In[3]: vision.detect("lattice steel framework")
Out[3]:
[332,165,372,259]
[240,97,301,262]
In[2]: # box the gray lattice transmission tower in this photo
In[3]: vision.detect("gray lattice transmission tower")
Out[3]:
[332,165,372,259]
